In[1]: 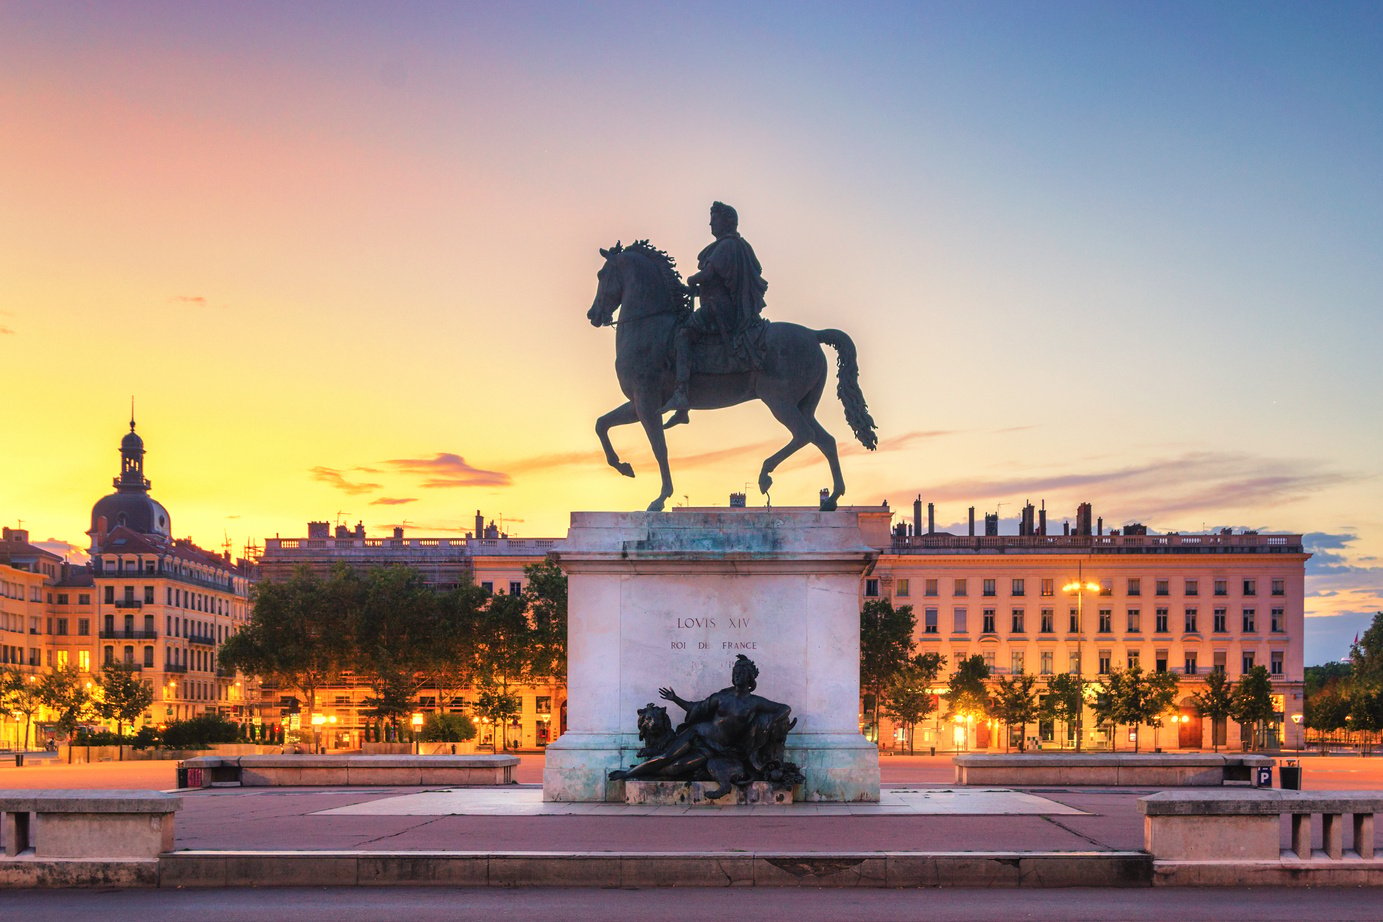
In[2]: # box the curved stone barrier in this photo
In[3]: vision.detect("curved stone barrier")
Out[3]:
[953,752,1274,787]
[180,753,520,787]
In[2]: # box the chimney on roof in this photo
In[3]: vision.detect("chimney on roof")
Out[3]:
[1097,516,1104,536]
[335,524,349,538]
[927,502,935,535]
[968,506,975,537]
[1076,503,1093,537]
[984,513,999,537]
[393,526,404,539]
[1039,502,1047,536]
[913,496,922,535]
[475,510,484,539]
[1019,502,1036,537]
[307,521,329,539]
[729,492,746,507]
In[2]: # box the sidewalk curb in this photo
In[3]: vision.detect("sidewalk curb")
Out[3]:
[154,849,1152,889]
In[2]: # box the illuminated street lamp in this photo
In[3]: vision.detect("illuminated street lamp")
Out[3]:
[310,713,326,754]
[1291,712,1303,753]
[1062,565,1100,751]
[411,712,425,754]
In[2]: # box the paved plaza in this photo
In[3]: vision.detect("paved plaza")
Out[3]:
[3,751,1379,861]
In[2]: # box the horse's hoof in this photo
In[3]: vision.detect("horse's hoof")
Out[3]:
[758,473,773,494]
[616,462,635,478]
[663,409,690,429]
[646,498,666,512]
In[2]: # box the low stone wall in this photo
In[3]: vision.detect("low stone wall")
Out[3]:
[0,789,180,861]
[66,743,279,764]
[953,752,1274,787]
[181,753,520,787]
[1140,789,1383,886]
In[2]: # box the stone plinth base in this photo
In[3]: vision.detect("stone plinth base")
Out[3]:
[543,508,887,803]
[623,780,793,806]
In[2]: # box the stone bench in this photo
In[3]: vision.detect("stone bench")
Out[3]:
[181,753,520,787]
[1140,789,1378,861]
[0,790,181,860]
[953,753,1274,787]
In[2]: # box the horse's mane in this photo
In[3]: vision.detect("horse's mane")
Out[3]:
[607,239,691,314]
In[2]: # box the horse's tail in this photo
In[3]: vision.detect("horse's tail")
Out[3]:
[815,329,878,451]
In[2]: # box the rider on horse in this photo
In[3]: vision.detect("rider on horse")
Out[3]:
[665,201,769,427]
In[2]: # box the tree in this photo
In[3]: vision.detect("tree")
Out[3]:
[472,590,536,750]
[1,668,45,750]
[1092,667,1181,753]
[93,661,154,742]
[221,564,354,713]
[522,558,568,684]
[1231,665,1276,751]
[426,583,484,715]
[350,564,442,738]
[879,652,946,753]
[1190,670,1235,752]
[420,711,477,744]
[991,672,1040,752]
[1042,673,1087,752]
[860,598,916,743]
[472,679,522,749]
[1305,685,1351,733]
[945,655,991,749]
[38,665,92,741]
[1349,612,1383,690]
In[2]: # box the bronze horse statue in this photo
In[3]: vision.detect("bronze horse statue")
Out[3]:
[586,240,877,512]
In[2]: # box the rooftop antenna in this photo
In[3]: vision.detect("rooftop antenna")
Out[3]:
[130,395,136,430]
[335,511,350,528]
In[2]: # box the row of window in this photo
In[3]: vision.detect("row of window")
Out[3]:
[966,648,1286,677]
[1,644,39,666]
[479,580,525,596]
[872,577,1290,599]
[916,606,1288,635]
[99,644,218,673]
[101,584,236,615]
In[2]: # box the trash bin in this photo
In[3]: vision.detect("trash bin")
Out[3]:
[176,763,188,788]
[1280,760,1302,790]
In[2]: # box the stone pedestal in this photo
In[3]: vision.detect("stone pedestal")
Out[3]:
[542,508,883,802]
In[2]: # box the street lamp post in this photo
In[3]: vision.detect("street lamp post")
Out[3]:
[1062,565,1100,752]
[1291,712,1303,754]
[411,712,424,754]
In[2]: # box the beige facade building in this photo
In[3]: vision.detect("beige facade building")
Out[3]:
[861,501,1309,751]
[2,418,255,747]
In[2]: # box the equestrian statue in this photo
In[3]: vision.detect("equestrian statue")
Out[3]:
[586,202,877,512]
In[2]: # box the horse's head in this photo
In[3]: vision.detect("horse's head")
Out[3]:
[587,242,624,327]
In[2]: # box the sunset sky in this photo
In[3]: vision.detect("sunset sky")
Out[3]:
[3,2,1380,663]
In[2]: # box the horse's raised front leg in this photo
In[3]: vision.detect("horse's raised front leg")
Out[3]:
[596,402,640,478]
[635,395,675,512]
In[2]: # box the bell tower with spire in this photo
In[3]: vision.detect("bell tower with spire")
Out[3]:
[117,402,151,493]
[89,401,172,549]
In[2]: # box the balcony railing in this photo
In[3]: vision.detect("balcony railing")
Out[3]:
[163,664,189,674]
[113,599,143,609]
[100,629,158,640]
[187,632,217,646]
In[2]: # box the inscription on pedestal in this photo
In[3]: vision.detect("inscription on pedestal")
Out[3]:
[669,616,757,652]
